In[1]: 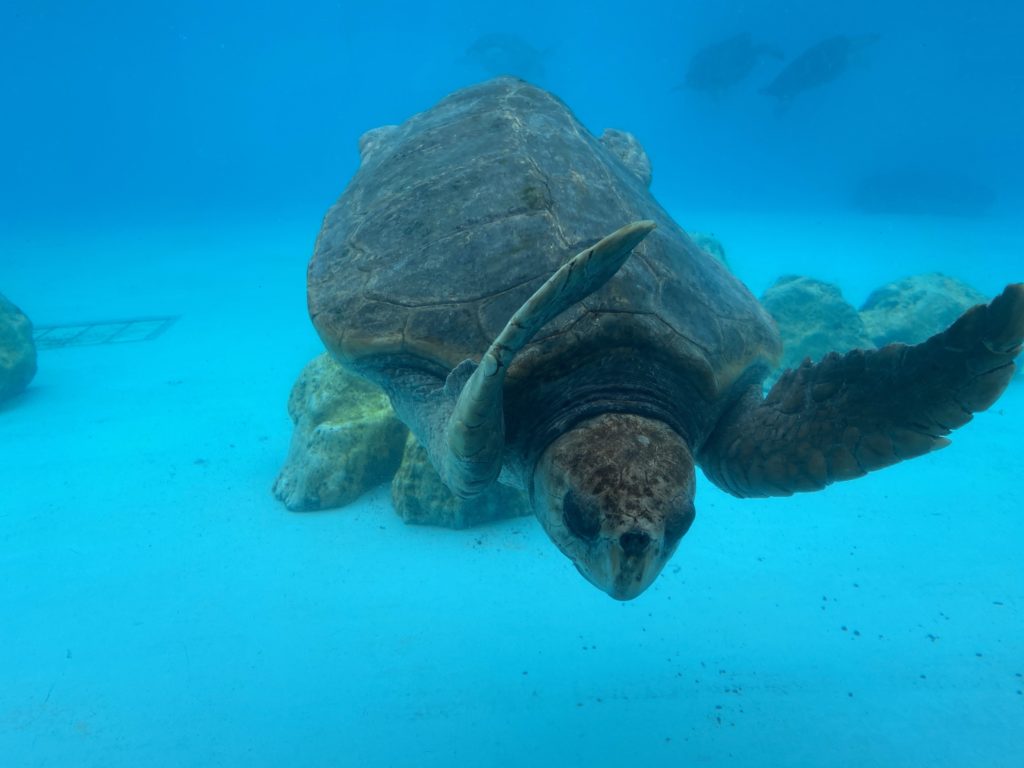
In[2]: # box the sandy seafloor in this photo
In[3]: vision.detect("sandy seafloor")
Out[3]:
[1,209,1022,768]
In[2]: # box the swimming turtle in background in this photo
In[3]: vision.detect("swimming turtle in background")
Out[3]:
[308,77,1024,600]
[463,33,547,81]
[760,33,880,106]
[678,32,784,95]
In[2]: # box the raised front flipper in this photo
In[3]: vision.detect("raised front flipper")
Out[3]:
[699,283,1024,498]
[442,220,656,498]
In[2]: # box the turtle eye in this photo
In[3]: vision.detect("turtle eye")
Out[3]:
[562,491,601,541]
[663,502,695,546]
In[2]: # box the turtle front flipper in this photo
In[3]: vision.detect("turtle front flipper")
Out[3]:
[441,220,656,498]
[699,283,1024,498]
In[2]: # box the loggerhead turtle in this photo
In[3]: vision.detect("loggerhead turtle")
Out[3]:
[307,77,1024,600]
[759,33,880,107]
[678,32,784,95]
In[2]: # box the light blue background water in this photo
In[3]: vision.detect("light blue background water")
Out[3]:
[2,2,1022,767]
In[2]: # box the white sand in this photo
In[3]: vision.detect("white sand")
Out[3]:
[1,212,1021,767]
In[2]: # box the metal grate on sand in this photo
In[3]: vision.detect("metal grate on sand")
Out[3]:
[33,316,180,350]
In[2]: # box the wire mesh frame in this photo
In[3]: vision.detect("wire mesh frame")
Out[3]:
[32,316,180,350]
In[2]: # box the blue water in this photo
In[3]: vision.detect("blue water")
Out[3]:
[2,2,1022,766]
[3,0,1023,225]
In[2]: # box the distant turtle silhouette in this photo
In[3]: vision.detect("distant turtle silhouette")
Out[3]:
[463,33,547,81]
[760,33,879,107]
[679,32,784,95]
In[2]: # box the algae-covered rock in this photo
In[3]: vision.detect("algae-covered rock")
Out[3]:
[859,273,988,347]
[599,128,652,187]
[761,276,874,374]
[689,231,729,269]
[0,293,37,404]
[273,354,408,511]
[274,353,535,524]
[391,434,531,529]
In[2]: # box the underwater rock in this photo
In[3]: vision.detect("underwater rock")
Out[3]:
[273,354,407,511]
[275,353,535,523]
[688,232,729,269]
[859,273,989,347]
[761,276,874,374]
[391,434,531,529]
[358,125,399,163]
[599,129,652,188]
[0,293,37,404]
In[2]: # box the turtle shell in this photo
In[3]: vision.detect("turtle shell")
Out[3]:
[308,77,779,443]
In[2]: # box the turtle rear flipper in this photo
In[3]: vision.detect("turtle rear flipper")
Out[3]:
[441,220,656,498]
[699,283,1024,498]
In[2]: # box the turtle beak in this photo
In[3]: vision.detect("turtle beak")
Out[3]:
[573,529,670,601]
[609,530,660,599]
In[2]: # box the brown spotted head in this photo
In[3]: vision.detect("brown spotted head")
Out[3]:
[532,413,696,600]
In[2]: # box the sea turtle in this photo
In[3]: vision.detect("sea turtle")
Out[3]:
[678,32,784,95]
[307,77,1024,600]
[760,33,880,107]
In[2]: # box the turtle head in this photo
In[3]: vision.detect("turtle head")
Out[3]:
[532,413,696,600]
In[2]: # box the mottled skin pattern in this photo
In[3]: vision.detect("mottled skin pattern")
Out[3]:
[307,77,1024,600]
[534,414,696,597]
